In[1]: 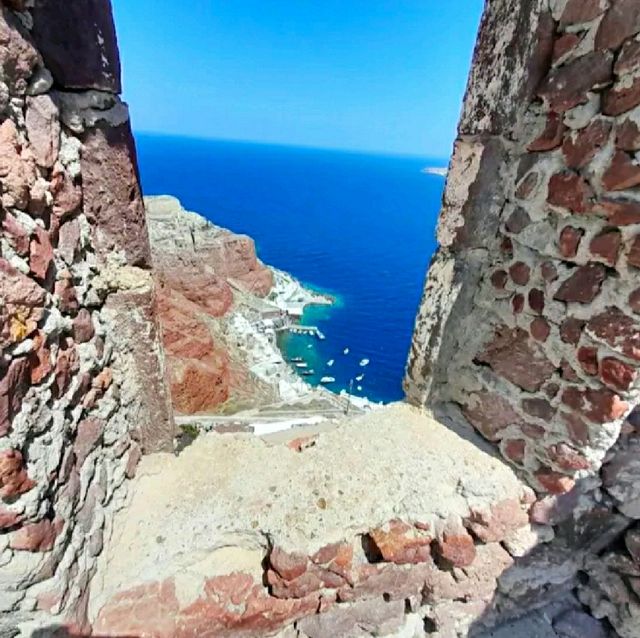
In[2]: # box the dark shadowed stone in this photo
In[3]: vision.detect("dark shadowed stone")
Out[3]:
[538,51,613,112]
[563,119,612,169]
[554,264,607,304]
[548,172,593,213]
[491,269,508,289]
[476,326,555,392]
[602,150,640,191]
[31,0,121,92]
[554,609,607,638]
[462,391,524,441]
[81,123,150,267]
[522,397,555,421]
[562,386,629,423]
[505,207,531,233]
[595,0,640,50]
[588,306,640,360]
[589,229,621,265]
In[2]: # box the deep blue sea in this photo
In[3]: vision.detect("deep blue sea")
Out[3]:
[135,134,445,403]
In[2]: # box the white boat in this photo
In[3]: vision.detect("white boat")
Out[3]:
[320,376,336,384]
[295,362,308,369]
[343,348,350,355]
[359,358,370,367]
[355,374,364,381]
[327,359,335,367]
[357,385,363,392]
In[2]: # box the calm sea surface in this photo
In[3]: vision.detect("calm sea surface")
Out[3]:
[135,134,445,403]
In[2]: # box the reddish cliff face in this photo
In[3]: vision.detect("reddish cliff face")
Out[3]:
[146,195,274,414]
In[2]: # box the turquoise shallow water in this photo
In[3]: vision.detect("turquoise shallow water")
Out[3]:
[135,134,446,403]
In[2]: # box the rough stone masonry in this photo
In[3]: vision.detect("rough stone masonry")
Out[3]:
[0,0,174,635]
[406,0,640,635]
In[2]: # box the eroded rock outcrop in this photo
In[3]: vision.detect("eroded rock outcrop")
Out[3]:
[146,195,274,414]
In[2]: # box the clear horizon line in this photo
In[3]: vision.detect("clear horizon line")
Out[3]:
[131,128,451,163]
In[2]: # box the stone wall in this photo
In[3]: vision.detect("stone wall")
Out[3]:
[405,0,640,635]
[0,1,173,634]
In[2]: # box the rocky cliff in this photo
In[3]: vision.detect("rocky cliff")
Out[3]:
[146,196,273,413]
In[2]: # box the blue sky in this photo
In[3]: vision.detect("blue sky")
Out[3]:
[111,1,484,157]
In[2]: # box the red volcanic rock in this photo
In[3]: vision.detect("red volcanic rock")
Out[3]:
[554,264,607,304]
[563,119,612,169]
[0,6,40,94]
[602,150,640,190]
[553,33,581,63]
[29,225,54,281]
[29,331,52,384]
[368,520,432,565]
[157,288,231,414]
[538,51,613,112]
[616,38,640,75]
[476,327,556,392]
[51,168,82,219]
[629,288,640,313]
[528,113,566,151]
[490,270,508,289]
[617,118,640,151]
[465,499,529,543]
[548,172,594,214]
[588,307,640,360]
[559,226,583,258]
[563,412,591,445]
[595,0,640,50]
[0,449,34,499]
[578,346,599,375]
[528,289,545,314]
[541,261,558,281]
[72,308,94,343]
[94,574,320,638]
[462,391,524,441]
[530,317,551,342]
[0,357,29,436]
[535,469,576,495]
[562,386,629,422]
[512,293,525,314]
[74,418,104,467]
[2,212,30,256]
[9,518,62,552]
[436,527,476,568]
[53,341,79,399]
[509,261,531,286]
[600,357,637,391]
[503,439,526,464]
[270,547,308,582]
[590,229,621,265]
[25,95,60,168]
[593,198,640,225]
[82,124,151,267]
[628,235,640,268]
[522,397,555,421]
[560,0,606,26]
[57,218,81,264]
[0,120,37,210]
[560,317,585,345]
[0,508,22,530]
[603,76,640,116]
[548,443,590,471]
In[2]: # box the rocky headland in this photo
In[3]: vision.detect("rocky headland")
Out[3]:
[145,196,355,424]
